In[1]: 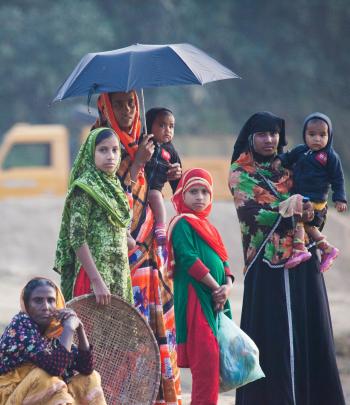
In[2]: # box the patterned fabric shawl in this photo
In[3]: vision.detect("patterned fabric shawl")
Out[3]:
[54,127,131,280]
[0,279,80,377]
[0,312,92,378]
[229,152,295,272]
[0,313,62,375]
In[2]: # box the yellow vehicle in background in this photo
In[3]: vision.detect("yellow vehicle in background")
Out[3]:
[0,123,231,200]
[0,124,70,199]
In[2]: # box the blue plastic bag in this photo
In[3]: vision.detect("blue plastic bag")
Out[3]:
[217,311,265,392]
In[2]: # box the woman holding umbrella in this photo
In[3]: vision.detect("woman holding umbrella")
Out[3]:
[52,43,239,404]
[228,112,345,405]
[93,91,182,405]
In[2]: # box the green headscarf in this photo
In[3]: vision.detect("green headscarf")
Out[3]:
[54,127,131,278]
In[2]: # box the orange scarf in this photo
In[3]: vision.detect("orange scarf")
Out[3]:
[96,92,142,161]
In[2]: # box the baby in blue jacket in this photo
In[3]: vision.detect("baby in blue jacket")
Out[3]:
[275,112,347,271]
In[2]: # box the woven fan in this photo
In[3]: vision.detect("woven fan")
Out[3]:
[67,294,161,405]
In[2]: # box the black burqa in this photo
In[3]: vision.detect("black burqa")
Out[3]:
[231,112,345,405]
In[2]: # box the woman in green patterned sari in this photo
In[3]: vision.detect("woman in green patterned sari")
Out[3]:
[54,127,133,305]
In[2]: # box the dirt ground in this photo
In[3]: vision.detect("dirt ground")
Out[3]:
[0,197,349,404]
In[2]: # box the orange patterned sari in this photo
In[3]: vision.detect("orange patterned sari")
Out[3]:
[94,92,181,405]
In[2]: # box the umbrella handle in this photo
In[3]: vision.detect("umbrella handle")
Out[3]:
[140,88,147,134]
[87,84,98,114]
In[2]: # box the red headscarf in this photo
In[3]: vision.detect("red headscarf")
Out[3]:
[167,168,229,278]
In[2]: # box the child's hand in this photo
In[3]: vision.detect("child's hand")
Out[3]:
[167,163,182,181]
[335,201,347,212]
[91,278,111,306]
[272,158,282,171]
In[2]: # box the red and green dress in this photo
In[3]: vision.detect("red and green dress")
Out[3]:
[171,218,232,365]
[168,167,233,405]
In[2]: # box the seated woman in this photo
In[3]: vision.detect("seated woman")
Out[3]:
[0,277,107,405]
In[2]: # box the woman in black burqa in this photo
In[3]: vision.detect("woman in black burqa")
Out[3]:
[228,112,345,405]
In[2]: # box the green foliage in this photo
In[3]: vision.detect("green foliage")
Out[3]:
[1,0,350,178]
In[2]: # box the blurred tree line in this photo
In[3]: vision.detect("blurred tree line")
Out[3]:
[1,0,349,173]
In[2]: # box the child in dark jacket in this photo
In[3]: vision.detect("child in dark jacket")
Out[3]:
[275,112,347,271]
[144,108,181,247]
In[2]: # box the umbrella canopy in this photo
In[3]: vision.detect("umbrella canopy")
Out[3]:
[52,43,240,102]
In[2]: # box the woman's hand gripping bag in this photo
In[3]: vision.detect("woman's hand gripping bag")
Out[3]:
[217,311,265,392]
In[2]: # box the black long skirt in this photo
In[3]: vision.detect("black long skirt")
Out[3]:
[235,248,345,405]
